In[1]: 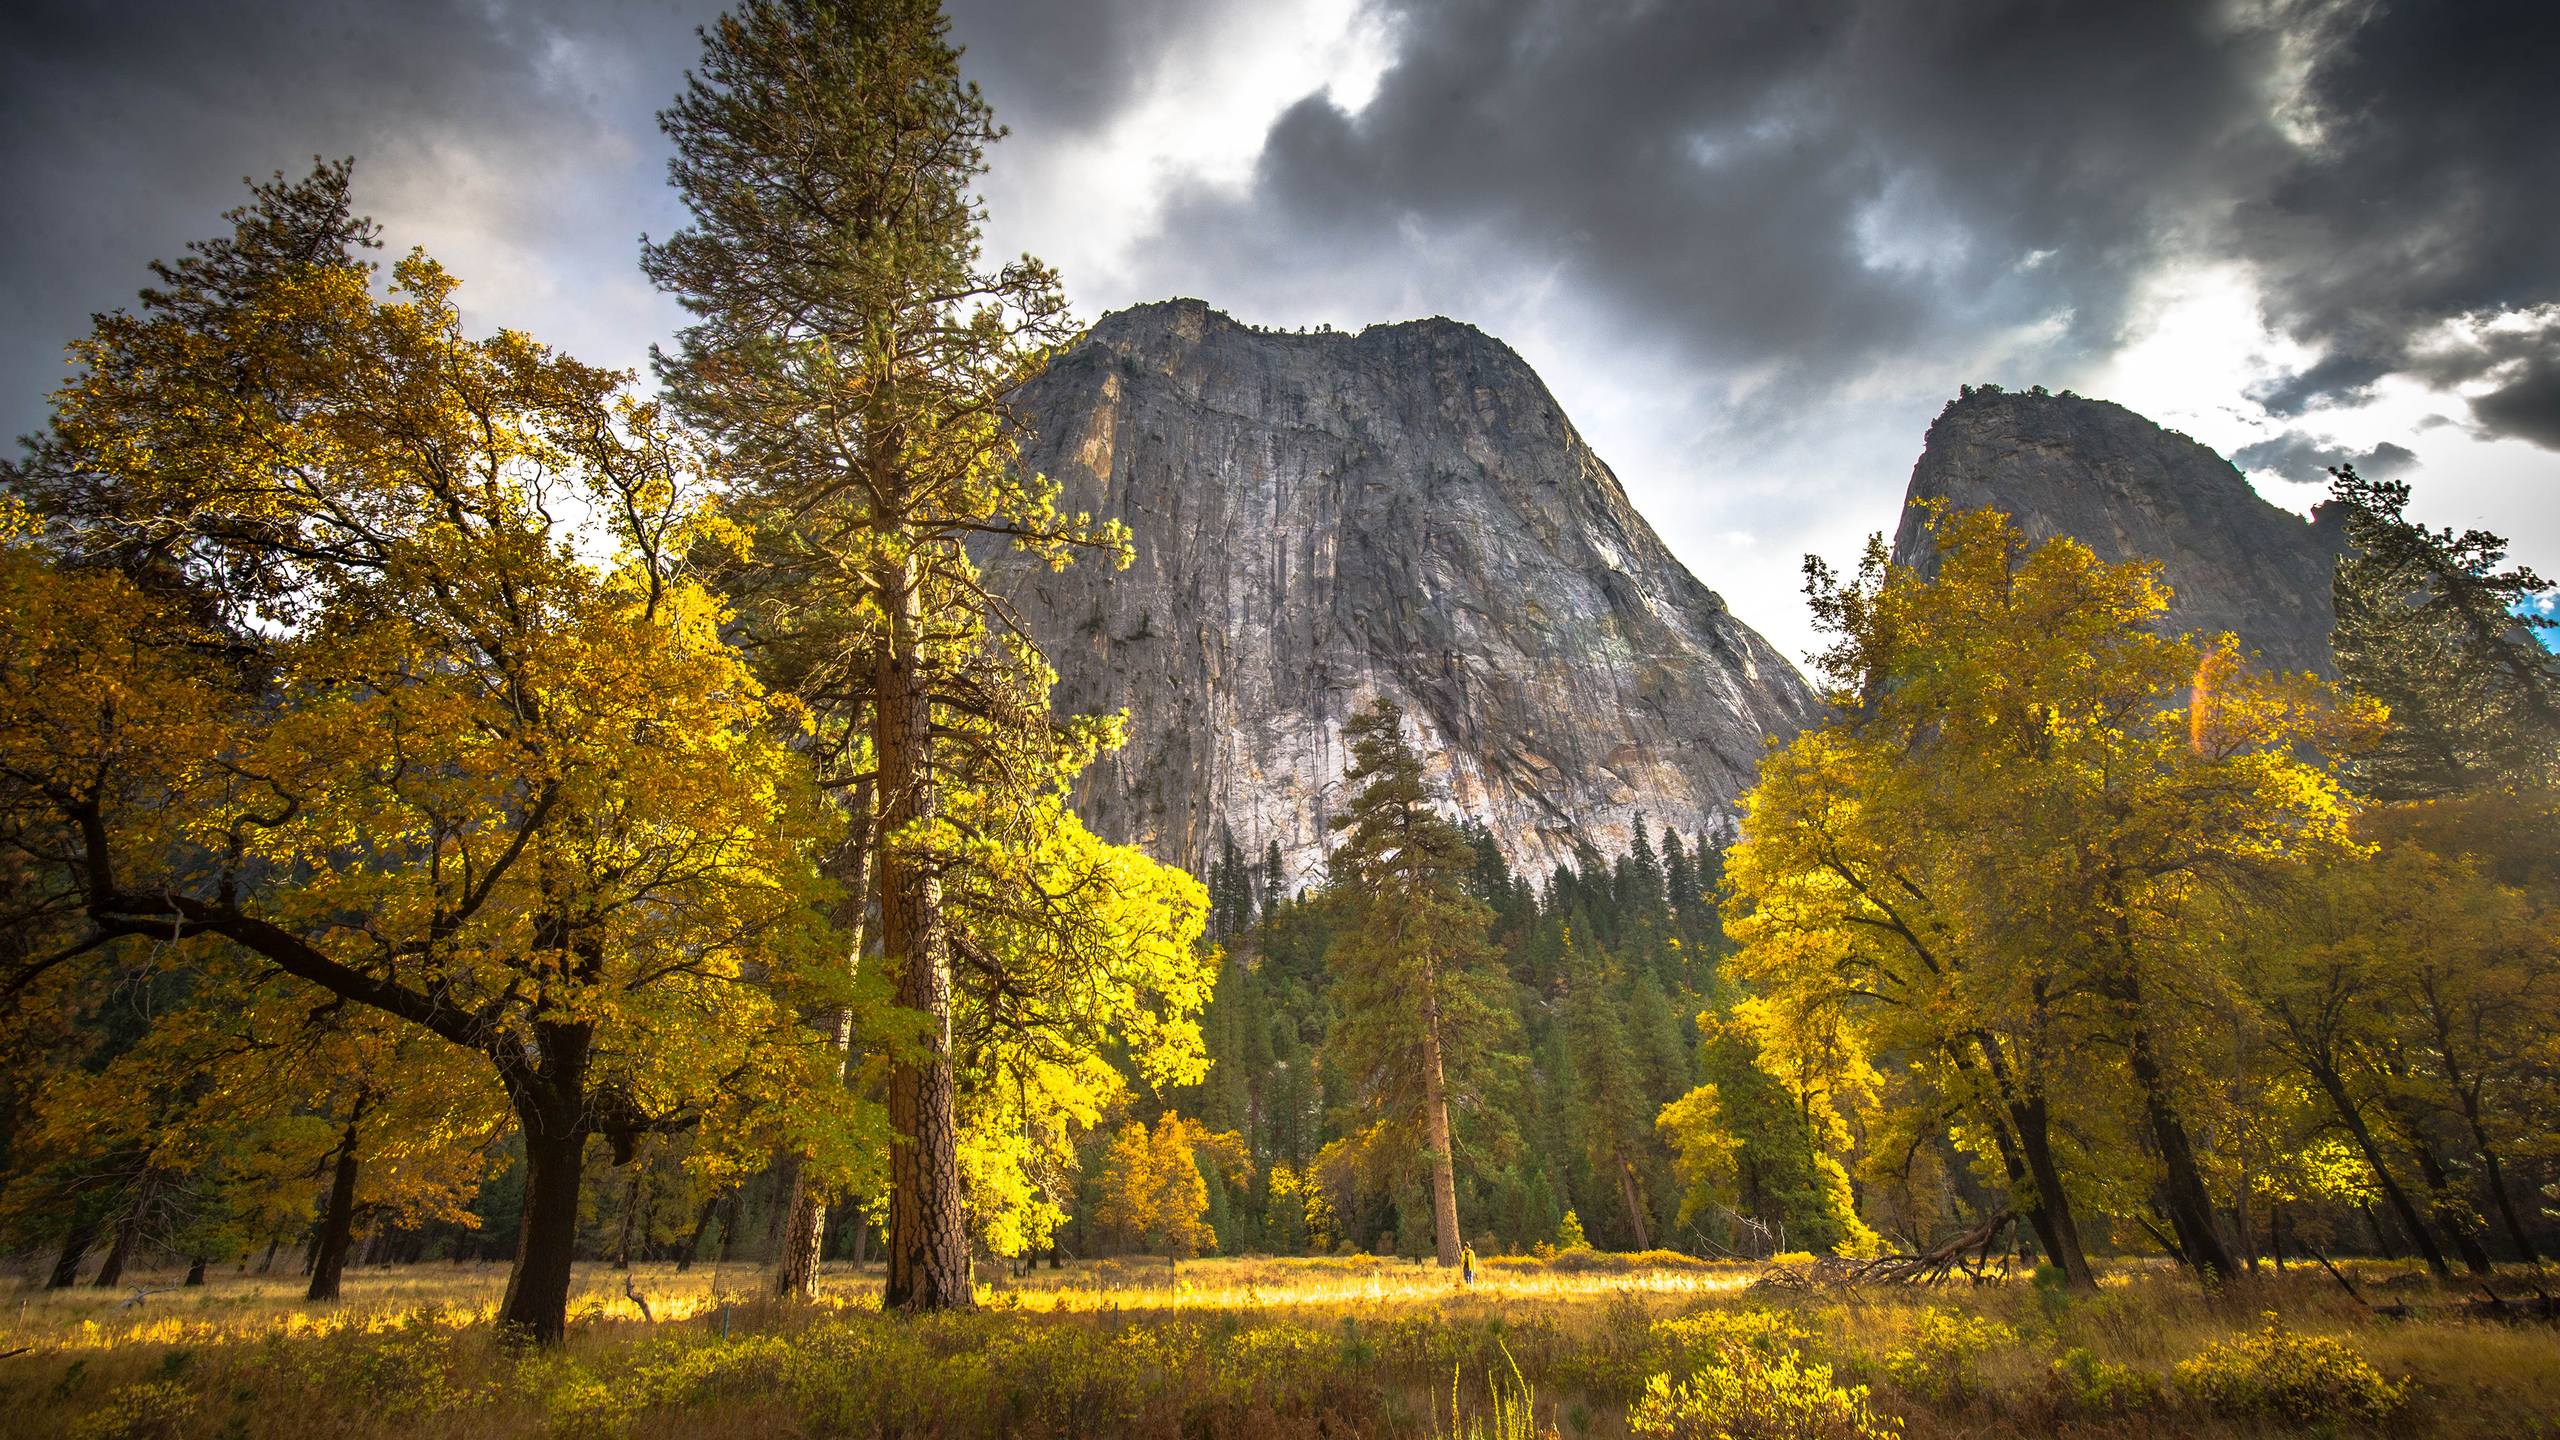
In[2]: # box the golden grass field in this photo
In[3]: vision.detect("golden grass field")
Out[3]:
[3,1252,2555,1438]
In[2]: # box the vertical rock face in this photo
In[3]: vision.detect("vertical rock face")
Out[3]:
[1892,389,2344,675]
[998,298,1820,889]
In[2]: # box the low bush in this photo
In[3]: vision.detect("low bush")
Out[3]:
[1879,1307,2016,1405]
[2048,1345,2159,1416]
[1628,1350,1900,1440]
[2173,1316,2406,1426]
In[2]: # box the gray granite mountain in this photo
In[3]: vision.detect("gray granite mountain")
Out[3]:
[998,299,1821,889]
[1891,388,2344,675]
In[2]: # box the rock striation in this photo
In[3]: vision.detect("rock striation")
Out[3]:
[997,299,1820,890]
[1891,388,2344,676]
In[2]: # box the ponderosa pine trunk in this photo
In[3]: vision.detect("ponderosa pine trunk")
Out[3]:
[498,1122,587,1344]
[308,1109,364,1302]
[879,554,972,1311]
[1418,971,1464,1269]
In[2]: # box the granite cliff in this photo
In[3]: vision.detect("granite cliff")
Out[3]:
[998,299,1821,889]
[1892,388,2344,675]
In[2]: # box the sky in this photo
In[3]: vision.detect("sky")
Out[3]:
[3,0,2554,666]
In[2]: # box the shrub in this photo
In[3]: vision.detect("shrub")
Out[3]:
[1880,1308,2016,1405]
[1629,1351,1900,1440]
[1652,1307,1814,1363]
[2049,1345,2158,1416]
[66,1381,197,1440]
[2173,1317,2405,1425]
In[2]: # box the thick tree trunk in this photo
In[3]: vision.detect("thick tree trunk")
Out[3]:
[258,1236,280,1274]
[878,555,972,1312]
[1418,986,1464,1268]
[308,1114,363,1302]
[1965,1033,2095,1290]
[497,1122,588,1344]
[2008,1095,2096,1289]
[2104,953,2238,1282]
[49,1216,98,1289]
[93,1175,155,1289]
[772,1160,828,1300]
[2124,1020,2239,1281]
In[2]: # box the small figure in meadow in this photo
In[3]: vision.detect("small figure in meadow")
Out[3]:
[1461,1244,1477,1285]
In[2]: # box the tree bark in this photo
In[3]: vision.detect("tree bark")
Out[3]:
[2124,1017,2240,1281]
[498,1123,588,1344]
[49,1216,98,1289]
[772,1157,829,1300]
[93,1174,155,1289]
[1960,1033,2095,1290]
[2103,939,2238,1282]
[308,1109,364,1302]
[2007,1092,2096,1289]
[879,553,972,1312]
[1417,973,1464,1268]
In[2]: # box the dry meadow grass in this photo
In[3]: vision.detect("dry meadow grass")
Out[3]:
[3,1253,2554,1439]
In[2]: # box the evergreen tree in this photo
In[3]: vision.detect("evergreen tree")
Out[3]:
[2329,464,2559,799]
[1321,700,1518,1266]
[645,0,1131,1310]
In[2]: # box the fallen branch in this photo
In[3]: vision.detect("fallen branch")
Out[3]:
[1751,1210,2015,1291]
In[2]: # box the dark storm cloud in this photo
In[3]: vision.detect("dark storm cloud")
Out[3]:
[942,0,1225,134]
[1144,0,2560,445]
[0,0,1258,442]
[2234,0,2560,443]
[0,0,723,437]
[2231,434,2415,486]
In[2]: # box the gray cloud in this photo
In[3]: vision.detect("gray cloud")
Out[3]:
[0,0,732,439]
[0,0,1212,442]
[2232,434,2416,485]
[1131,0,2560,448]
